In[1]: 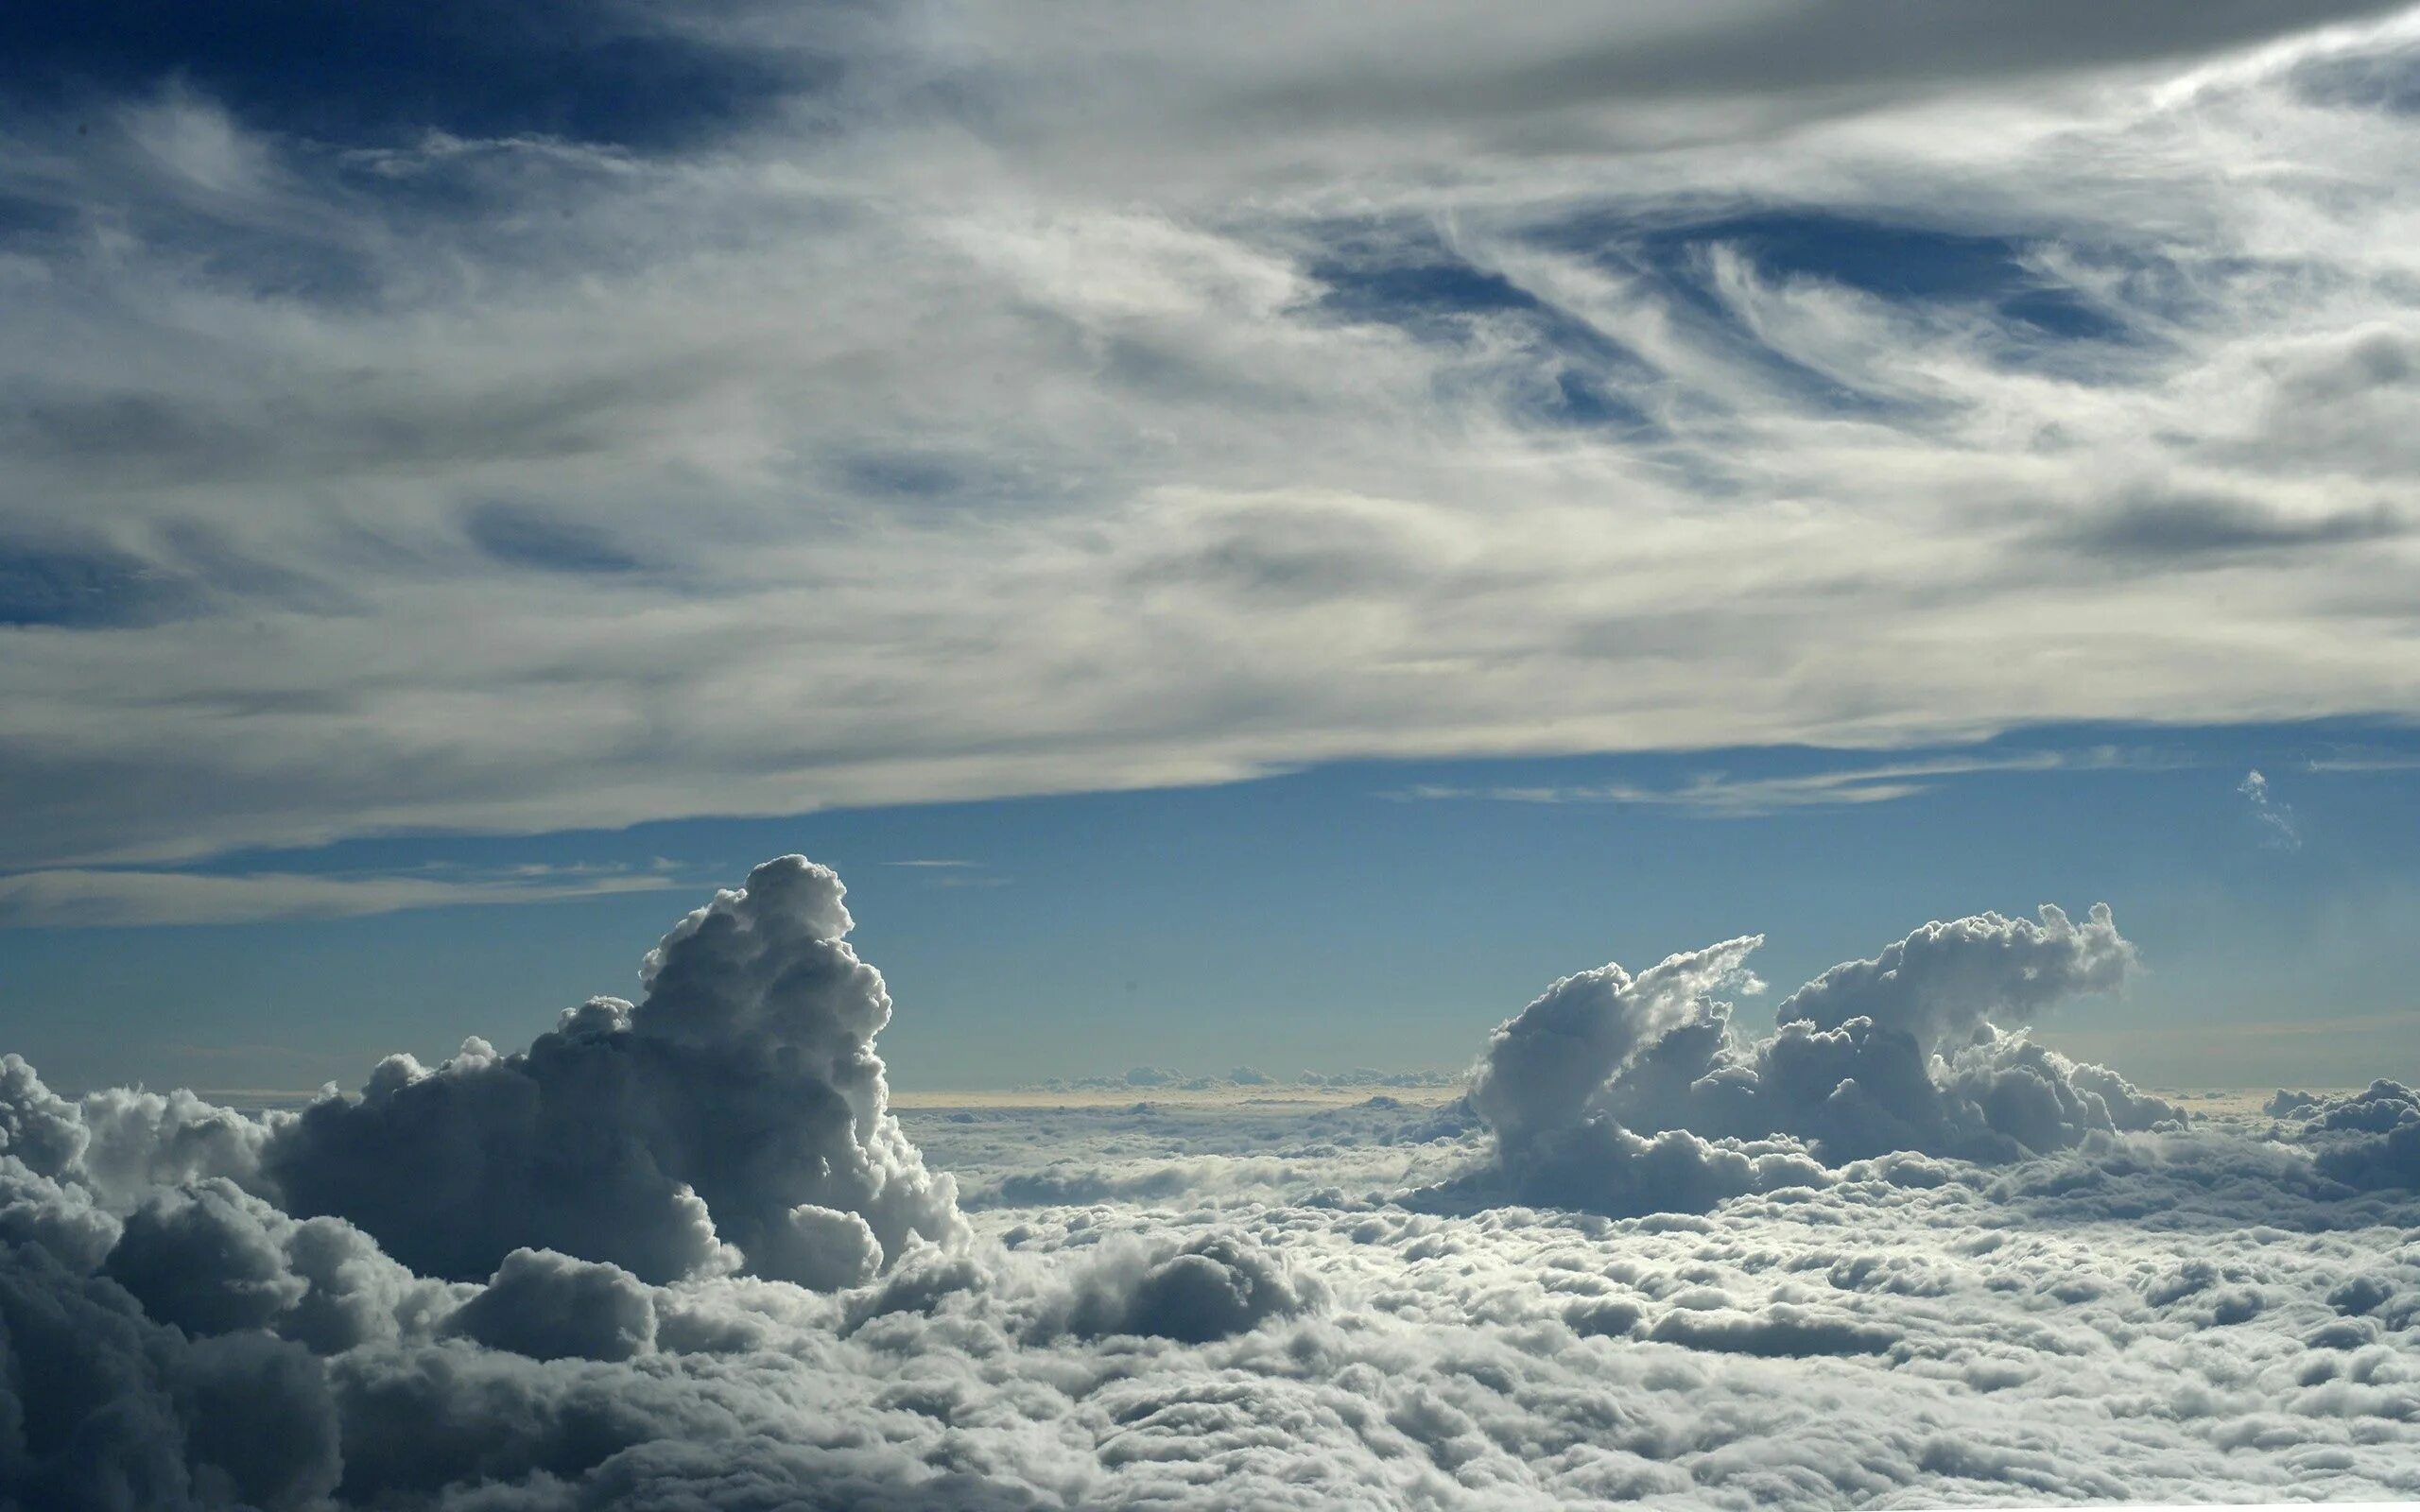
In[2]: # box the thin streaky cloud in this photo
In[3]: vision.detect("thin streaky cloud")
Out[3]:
[2305,753,2420,772]
[1387,751,2081,816]
[0,865,684,929]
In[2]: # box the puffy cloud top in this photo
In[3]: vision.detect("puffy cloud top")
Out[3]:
[1044,1230,1322,1345]
[2272,1080,2420,1194]
[1776,902,2136,1057]
[1468,936,1764,1153]
[1458,904,2173,1214]
[263,856,964,1287]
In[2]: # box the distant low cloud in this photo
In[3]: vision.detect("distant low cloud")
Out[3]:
[1444,903,2169,1216]
[2239,767,2303,849]
[2273,1079,2420,1192]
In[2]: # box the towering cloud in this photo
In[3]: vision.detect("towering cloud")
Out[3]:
[262,855,965,1287]
[1455,904,2177,1214]
[1467,936,1765,1154]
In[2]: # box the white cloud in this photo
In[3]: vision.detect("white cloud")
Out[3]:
[1446,903,2177,1217]
[2241,766,2305,849]
[260,856,964,1288]
[4,855,2420,1506]
[1,9,2418,867]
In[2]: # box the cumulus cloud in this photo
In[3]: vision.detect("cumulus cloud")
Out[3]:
[441,1248,658,1363]
[1774,903,2137,1056]
[1468,935,1767,1153]
[2270,1080,2420,1194]
[1449,905,2175,1215]
[0,1240,345,1510]
[1040,1230,1322,1345]
[263,855,964,1288]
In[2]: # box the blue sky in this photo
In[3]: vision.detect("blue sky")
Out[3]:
[6,718,2414,1093]
[3,2,2418,1095]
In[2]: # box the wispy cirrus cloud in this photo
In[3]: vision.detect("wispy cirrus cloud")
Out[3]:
[1386,752,2083,816]
[883,858,1011,888]
[1,3,2417,872]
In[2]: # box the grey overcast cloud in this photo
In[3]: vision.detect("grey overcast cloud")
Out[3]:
[7,2,2420,1509]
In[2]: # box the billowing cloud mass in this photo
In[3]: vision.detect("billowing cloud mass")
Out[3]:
[2271,1080,2420,1193]
[265,854,964,1288]
[1443,903,2178,1218]
[1468,934,1767,1152]
[6,857,2417,1507]
[1773,903,2135,1055]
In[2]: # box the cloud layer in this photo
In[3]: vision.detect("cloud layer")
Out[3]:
[3,856,2418,1507]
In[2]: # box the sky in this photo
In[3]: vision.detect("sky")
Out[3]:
[4,720,2420,1094]
[13,9,2420,1509]
[5,0,2420,1094]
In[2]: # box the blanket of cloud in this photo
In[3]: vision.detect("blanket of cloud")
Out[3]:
[6,3,2420,875]
[6,857,2420,1509]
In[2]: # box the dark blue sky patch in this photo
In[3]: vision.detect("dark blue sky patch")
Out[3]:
[1529,206,2136,413]
[0,192,76,241]
[838,453,966,502]
[2291,42,2420,115]
[1662,213,2033,301]
[1310,256,1545,327]
[0,541,187,627]
[463,503,644,575]
[1996,286,2124,342]
[1544,209,2131,330]
[1653,211,2126,342]
[1520,213,1902,420]
[1546,369,1632,429]
[1,0,824,151]
[1306,231,1637,364]
[1305,228,1656,433]
[2052,494,2408,562]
